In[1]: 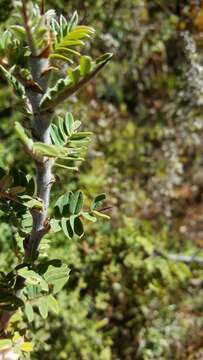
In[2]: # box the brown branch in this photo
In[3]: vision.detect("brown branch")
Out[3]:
[21,0,37,56]
[41,0,45,15]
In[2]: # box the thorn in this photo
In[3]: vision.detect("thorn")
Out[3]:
[41,66,59,77]
[38,43,51,59]
[99,206,112,213]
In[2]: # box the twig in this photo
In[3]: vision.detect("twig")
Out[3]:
[40,59,111,112]
[168,254,203,264]
[154,250,203,264]
[41,0,45,15]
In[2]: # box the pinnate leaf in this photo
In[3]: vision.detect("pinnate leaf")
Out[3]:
[69,190,83,214]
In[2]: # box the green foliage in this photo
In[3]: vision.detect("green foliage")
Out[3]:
[1,0,203,359]
[50,112,92,169]
[50,11,95,64]
[0,166,41,222]
[21,260,70,319]
[51,190,108,238]
[39,52,112,110]
[0,65,26,101]
[15,111,92,170]
[0,260,69,313]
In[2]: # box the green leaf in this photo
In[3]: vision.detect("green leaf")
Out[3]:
[21,212,32,227]
[55,192,70,215]
[15,122,33,150]
[58,117,67,142]
[69,191,83,214]
[91,193,106,210]
[51,112,81,149]
[69,214,76,231]
[0,65,26,100]
[38,298,48,319]
[0,339,12,350]
[92,210,110,220]
[19,195,43,209]
[47,295,59,314]
[11,25,26,40]
[50,11,95,66]
[61,218,73,238]
[25,302,34,323]
[40,55,111,111]
[51,124,64,146]
[20,342,33,353]
[68,11,79,32]
[56,47,81,57]
[36,259,63,275]
[17,268,48,292]
[50,219,61,233]
[44,263,70,294]
[25,285,41,300]
[82,212,97,223]
[50,53,73,64]
[73,120,81,131]
[33,142,68,158]
[70,131,92,140]
[73,216,84,237]
[59,15,68,39]
[39,76,72,109]
[64,112,74,136]
[54,163,78,171]
[68,67,81,84]
[0,30,12,52]
[50,124,62,146]
[57,25,94,45]
[80,56,92,76]
[96,52,113,65]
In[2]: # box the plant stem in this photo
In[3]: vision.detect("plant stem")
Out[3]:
[0,2,54,334]
[28,124,53,257]
[24,56,53,257]
[41,0,45,14]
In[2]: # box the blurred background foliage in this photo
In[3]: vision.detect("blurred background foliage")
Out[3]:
[2,0,203,359]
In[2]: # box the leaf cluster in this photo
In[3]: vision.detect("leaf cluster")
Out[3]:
[51,191,109,239]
